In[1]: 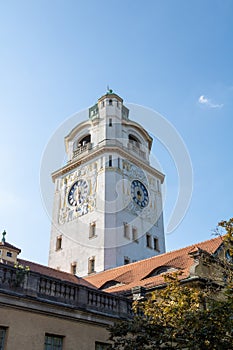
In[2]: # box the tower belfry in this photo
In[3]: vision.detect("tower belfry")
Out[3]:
[49,91,165,276]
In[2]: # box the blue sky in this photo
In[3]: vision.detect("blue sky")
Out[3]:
[0,0,233,265]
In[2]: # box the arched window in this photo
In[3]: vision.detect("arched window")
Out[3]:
[79,134,91,146]
[128,134,140,148]
[109,99,113,105]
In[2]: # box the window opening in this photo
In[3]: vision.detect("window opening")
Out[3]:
[132,227,138,242]
[154,237,159,251]
[56,236,62,250]
[109,155,112,167]
[0,327,7,350]
[88,257,95,274]
[146,234,152,248]
[124,257,130,265]
[89,222,96,238]
[124,223,130,239]
[71,262,77,275]
[44,334,63,350]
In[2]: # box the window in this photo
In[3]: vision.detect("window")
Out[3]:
[128,134,140,148]
[0,250,1,256]
[71,262,77,275]
[102,101,105,107]
[89,222,96,238]
[117,157,120,169]
[44,334,63,350]
[146,234,152,248]
[124,222,130,239]
[109,155,112,167]
[0,327,7,350]
[95,342,110,350]
[6,252,12,257]
[109,99,112,105]
[132,227,138,242]
[88,257,95,274]
[124,257,130,265]
[109,118,112,127]
[79,134,91,146]
[154,237,159,251]
[56,236,62,250]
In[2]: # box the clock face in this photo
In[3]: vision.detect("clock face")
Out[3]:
[68,179,89,206]
[131,180,149,208]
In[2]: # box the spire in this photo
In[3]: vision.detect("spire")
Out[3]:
[2,230,6,243]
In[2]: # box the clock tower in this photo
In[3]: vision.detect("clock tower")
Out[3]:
[48,91,166,276]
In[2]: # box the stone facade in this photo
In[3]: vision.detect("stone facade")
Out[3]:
[0,261,131,350]
[49,92,165,277]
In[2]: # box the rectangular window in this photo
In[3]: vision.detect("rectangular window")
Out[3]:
[117,157,120,169]
[154,237,160,251]
[6,252,12,257]
[44,334,63,350]
[88,257,95,274]
[132,227,138,242]
[124,222,130,239]
[56,236,62,251]
[146,234,152,248]
[124,257,130,265]
[109,118,112,127]
[109,155,112,167]
[89,222,96,238]
[71,262,77,275]
[95,342,110,350]
[0,327,7,350]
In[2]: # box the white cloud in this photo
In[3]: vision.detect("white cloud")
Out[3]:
[198,95,223,109]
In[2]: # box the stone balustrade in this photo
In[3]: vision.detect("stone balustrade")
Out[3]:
[0,263,131,319]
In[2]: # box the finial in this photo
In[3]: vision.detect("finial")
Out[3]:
[2,230,6,243]
[107,85,113,94]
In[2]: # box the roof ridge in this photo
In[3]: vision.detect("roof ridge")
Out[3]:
[85,235,223,279]
[18,258,83,281]
[165,235,223,256]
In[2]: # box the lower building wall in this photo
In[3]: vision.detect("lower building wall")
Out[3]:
[0,305,111,350]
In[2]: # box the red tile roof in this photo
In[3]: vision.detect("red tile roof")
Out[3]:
[0,241,21,253]
[18,258,96,289]
[84,236,223,294]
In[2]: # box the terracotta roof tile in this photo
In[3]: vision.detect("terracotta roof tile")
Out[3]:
[0,241,21,253]
[84,236,223,294]
[18,258,96,289]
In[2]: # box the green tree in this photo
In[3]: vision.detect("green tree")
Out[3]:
[109,219,233,349]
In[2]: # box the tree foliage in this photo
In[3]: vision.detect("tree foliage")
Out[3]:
[109,219,233,349]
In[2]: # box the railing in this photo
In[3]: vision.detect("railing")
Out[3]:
[71,139,148,163]
[127,141,146,159]
[73,142,92,158]
[0,263,131,319]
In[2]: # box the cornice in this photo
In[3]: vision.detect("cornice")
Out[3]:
[51,144,165,183]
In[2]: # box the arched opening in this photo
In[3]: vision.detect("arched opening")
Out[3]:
[73,134,91,156]
[128,134,140,148]
[79,134,91,146]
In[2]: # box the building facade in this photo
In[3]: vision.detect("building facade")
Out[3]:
[0,238,131,350]
[49,91,165,277]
